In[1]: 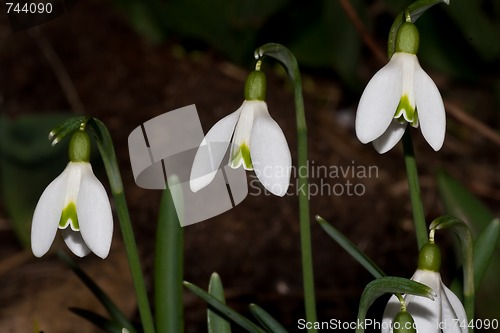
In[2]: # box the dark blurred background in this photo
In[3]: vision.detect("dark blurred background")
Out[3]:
[0,0,499,332]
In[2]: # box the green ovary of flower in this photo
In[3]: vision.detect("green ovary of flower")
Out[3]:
[394,95,418,127]
[58,202,80,231]
[231,143,253,170]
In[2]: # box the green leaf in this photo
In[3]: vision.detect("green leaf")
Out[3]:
[445,0,500,62]
[86,117,155,333]
[48,116,89,146]
[0,113,70,246]
[69,308,125,333]
[184,281,266,333]
[87,118,124,193]
[208,273,231,333]
[473,218,500,288]
[127,0,288,64]
[288,0,363,89]
[355,277,434,333]
[436,170,495,237]
[249,304,289,333]
[429,215,474,323]
[155,187,184,333]
[57,252,136,333]
[316,216,385,279]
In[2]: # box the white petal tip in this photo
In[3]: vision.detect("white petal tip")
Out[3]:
[31,247,48,258]
[189,171,217,193]
[266,183,289,197]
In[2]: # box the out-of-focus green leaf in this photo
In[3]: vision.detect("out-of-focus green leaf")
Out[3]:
[436,170,495,236]
[473,218,500,287]
[249,304,289,333]
[316,215,385,279]
[0,113,69,246]
[208,273,231,333]
[184,281,266,333]
[155,187,184,333]
[355,277,434,333]
[289,0,363,89]
[445,0,500,62]
[437,171,500,320]
[69,308,125,333]
[58,252,136,333]
[115,0,288,64]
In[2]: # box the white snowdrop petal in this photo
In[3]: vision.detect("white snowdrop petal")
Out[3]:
[190,106,242,192]
[408,270,441,333]
[250,104,291,197]
[414,64,446,151]
[77,164,114,259]
[31,165,69,257]
[355,54,403,144]
[382,295,401,333]
[407,295,440,333]
[441,283,467,333]
[61,228,91,257]
[372,120,407,154]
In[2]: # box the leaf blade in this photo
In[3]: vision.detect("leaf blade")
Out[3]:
[316,215,385,279]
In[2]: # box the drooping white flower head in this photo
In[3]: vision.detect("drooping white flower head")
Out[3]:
[382,243,467,333]
[31,130,113,259]
[190,71,291,196]
[355,22,446,153]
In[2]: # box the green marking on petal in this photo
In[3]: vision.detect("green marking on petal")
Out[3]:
[59,202,80,231]
[394,95,418,127]
[230,143,253,170]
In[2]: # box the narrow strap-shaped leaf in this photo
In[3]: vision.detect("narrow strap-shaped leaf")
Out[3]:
[87,117,155,333]
[69,307,125,333]
[57,252,136,332]
[429,215,475,327]
[316,216,385,279]
[249,304,289,333]
[184,281,266,333]
[87,117,124,193]
[356,277,434,333]
[208,273,231,333]
[155,187,184,333]
[473,218,500,288]
[437,170,496,236]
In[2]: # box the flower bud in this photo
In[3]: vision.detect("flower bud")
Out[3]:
[244,70,266,101]
[69,130,91,162]
[417,242,441,272]
[393,311,416,333]
[395,22,419,54]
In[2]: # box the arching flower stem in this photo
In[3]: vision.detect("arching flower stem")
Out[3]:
[254,43,317,332]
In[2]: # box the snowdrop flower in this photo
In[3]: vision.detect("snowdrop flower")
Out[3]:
[190,70,291,196]
[31,130,113,259]
[382,242,467,333]
[356,22,446,153]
